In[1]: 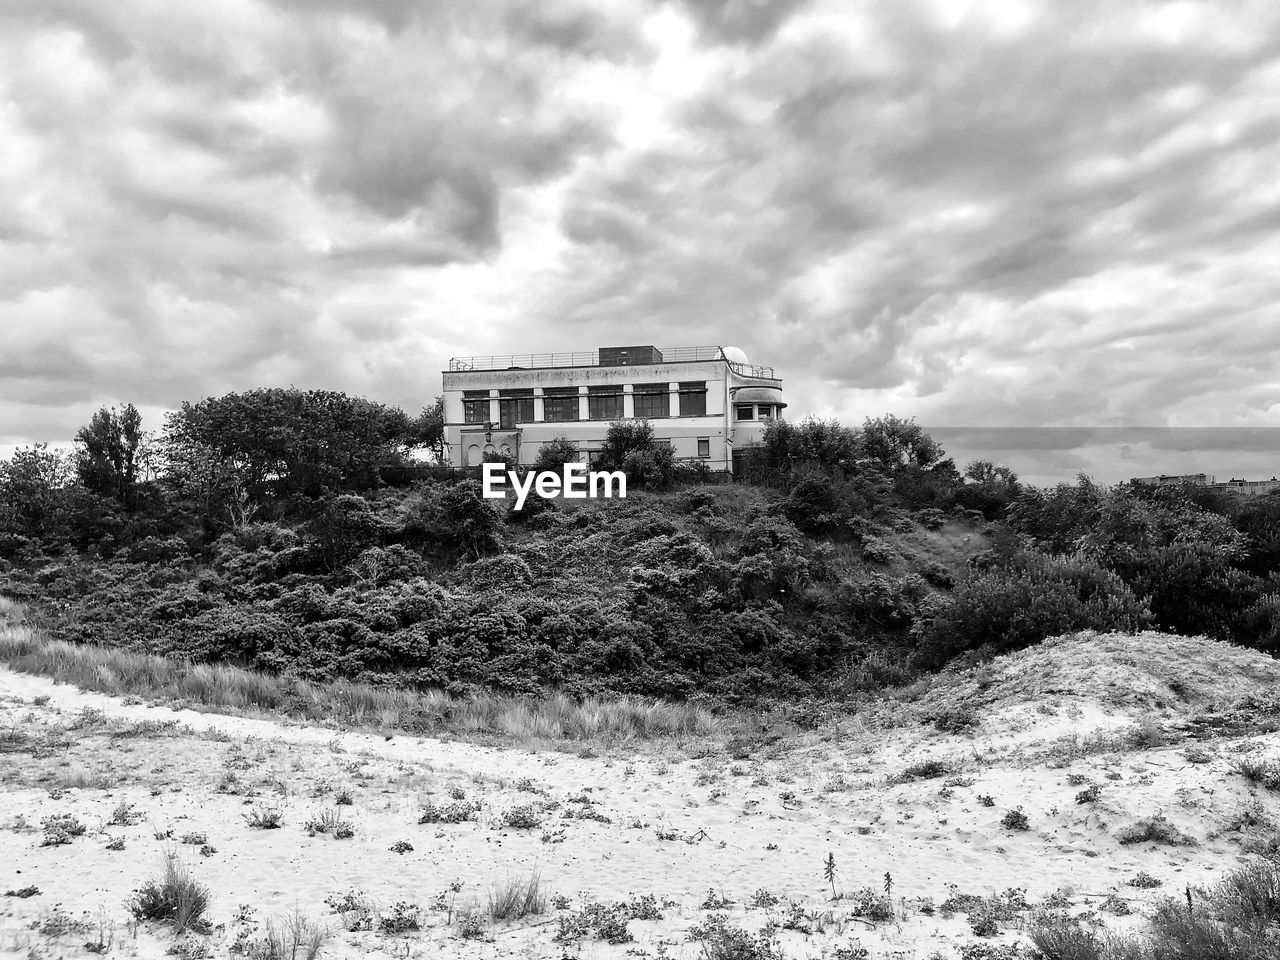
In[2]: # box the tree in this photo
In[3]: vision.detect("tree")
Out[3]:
[955,459,1022,519]
[860,415,945,471]
[595,420,675,490]
[760,417,861,470]
[162,388,414,505]
[0,444,75,540]
[532,436,580,474]
[75,403,145,511]
[405,397,446,462]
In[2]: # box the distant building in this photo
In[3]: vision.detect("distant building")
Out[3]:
[1130,473,1280,497]
[441,345,785,471]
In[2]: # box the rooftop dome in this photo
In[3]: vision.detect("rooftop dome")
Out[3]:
[720,346,750,365]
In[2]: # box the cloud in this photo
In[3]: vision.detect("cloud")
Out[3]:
[2,0,1280,484]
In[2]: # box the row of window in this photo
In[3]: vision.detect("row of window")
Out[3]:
[462,382,710,425]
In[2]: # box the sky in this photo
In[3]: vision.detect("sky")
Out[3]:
[2,0,1279,486]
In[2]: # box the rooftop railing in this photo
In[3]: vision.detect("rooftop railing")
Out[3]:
[448,346,777,380]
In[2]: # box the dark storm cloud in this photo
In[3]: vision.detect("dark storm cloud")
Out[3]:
[677,0,815,46]
[2,0,1279,485]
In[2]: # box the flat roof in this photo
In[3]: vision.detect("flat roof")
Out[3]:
[446,346,777,380]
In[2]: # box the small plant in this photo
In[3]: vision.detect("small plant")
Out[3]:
[105,836,126,851]
[1115,813,1194,846]
[333,789,354,806]
[750,888,780,908]
[244,806,284,829]
[108,802,144,826]
[1001,808,1030,831]
[977,794,995,807]
[377,901,421,934]
[324,890,373,932]
[1126,871,1163,888]
[1065,773,1089,786]
[304,809,352,838]
[4,885,40,898]
[418,799,481,824]
[701,888,734,910]
[1075,785,1102,804]
[500,804,542,829]
[40,814,87,846]
[389,839,413,854]
[686,912,783,960]
[1100,892,1132,915]
[824,852,839,899]
[1231,757,1280,791]
[128,854,212,934]
[891,758,950,783]
[457,910,488,940]
[181,832,208,845]
[551,893,571,910]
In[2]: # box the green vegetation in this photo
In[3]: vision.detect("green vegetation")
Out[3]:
[2,387,1278,718]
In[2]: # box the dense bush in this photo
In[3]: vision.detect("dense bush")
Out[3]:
[911,552,1152,667]
[7,393,1277,709]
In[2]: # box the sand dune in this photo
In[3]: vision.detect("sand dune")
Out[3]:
[2,632,1278,958]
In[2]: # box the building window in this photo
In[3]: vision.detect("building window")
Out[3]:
[735,404,754,421]
[634,383,670,419]
[463,391,489,424]
[697,437,710,458]
[678,381,707,416]
[587,386,623,421]
[499,389,534,428]
[758,405,773,419]
[543,387,578,422]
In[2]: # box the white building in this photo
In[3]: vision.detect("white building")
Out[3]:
[441,345,785,472]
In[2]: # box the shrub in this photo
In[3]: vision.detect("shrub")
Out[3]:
[912,551,1151,667]
[305,809,353,838]
[1028,922,1104,960]
[1115,814,1194,846]
[377,901,421,934]
[1126,871,1162,888]
[686,912,784,960]
[128,854,211,934]
[1232,758,1280,791]
[1001,808,1030,831]
[500,804,542,829]
[40,814,86,846]
[532,437,581,475]
[594,421,674,490]
[244,806,284,829]
[418,799,481,824]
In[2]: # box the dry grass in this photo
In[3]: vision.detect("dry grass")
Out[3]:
[250,909,331,960]
[1031,859,1280,959]
[127,853,211,934]
[488,871,547,921]
[0,602,721,747]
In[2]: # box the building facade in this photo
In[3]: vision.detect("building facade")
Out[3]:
[441,345,785,472]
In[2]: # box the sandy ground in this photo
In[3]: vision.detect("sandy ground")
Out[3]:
[1,655,1278,959]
